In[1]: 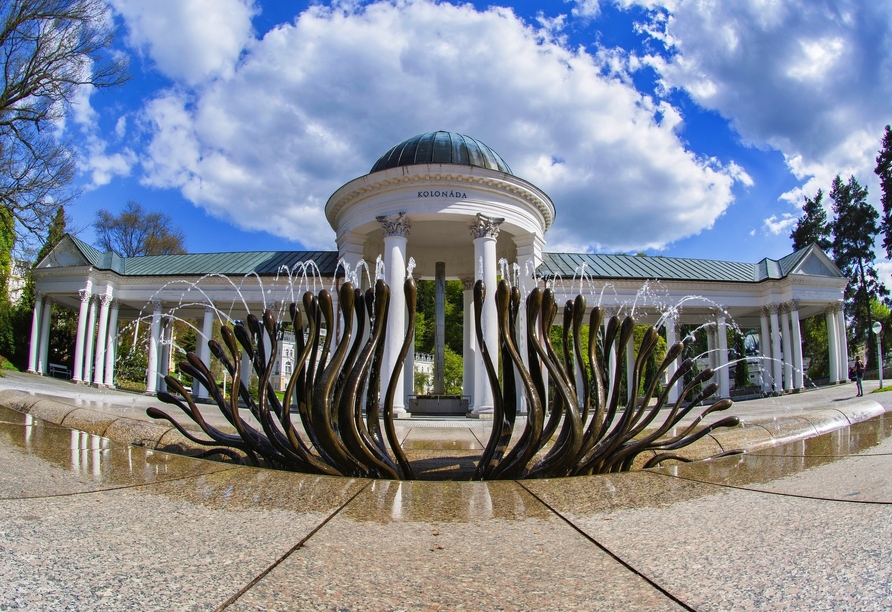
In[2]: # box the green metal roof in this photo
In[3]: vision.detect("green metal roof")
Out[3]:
[539,249,815,283]
[370,131,513,175]
[68,236,341,277]
[65,235,827,283]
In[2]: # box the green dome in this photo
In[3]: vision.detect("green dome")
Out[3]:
[371,131,512,175]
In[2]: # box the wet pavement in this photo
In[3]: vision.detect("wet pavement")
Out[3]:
[2,373,892,609]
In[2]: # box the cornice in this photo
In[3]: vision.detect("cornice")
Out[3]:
[325,167,555,232]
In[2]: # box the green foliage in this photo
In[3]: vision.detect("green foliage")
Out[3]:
[443,346,463,395]
[790,189,831,251]
[116,328,148,386]
[877,125,892,259]
[414,369,431,394]
[801,317,829,381]
[830,174,888,359]
[414,279,463,355]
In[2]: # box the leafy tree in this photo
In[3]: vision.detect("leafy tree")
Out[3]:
[0,0,128,237]
[877,125,892,258]
[94,200,187,257]
[443,346,463,394]
[790,189,831,251]
[830,174,887,359]
[801,317,829,381]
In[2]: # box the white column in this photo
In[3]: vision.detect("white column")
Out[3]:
[196,305,214,399]
[717,314,730,398]
[780,305,793,392]
[826,307,840,384]
[759,309,772,393]
[158,318,171,393]
[146,301,162,394]
[377,212,410,417]
[514,235,544,415]
[462,278,476,408]
[625,334,635,404]
[790,301,804,390]
[665,318,679,403]
[836,306,848,380]
[27,293,44,374]
[337,231,367,287]
[470,213,503,415]
[605,308,617,404]
[769,305,783,392]
[93,290,113,386]
[72,282,92,382]
[706,327,716,371]
[37,296,52,375]
[82,296,99,384]
[103,299,120,387]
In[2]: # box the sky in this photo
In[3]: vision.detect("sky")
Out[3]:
[61,0,892,273]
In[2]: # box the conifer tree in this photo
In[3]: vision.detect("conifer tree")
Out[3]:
[790,189,831,251]
[830,175,887,358]
[877,125,892,258]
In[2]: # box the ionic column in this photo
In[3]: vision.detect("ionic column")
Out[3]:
[706,326,716,386]
[780,304,793,392]
[769,304,783,391]
[72,282,93,382]
[665,317,679,403]
[470,213,503,415]
[377,212,410,416]
[759,308,772,393]
[37,296,52,375]
[462,277,476,408]
[717,314,730,398]
[145,301,162,394]
[789,300,804,390]
[82,296,98,384]
[93,290,113,386]
[836,305,848,380]
[196,305,215,399]
[103,299,120,387]
[27,293,44,374]
[826,305,840,384]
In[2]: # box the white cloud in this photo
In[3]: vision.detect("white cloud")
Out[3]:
[110,0,258,85]
[763,213,797,236]
[131,0,745,251]
[635,0,892,205]
[572,0,601,18]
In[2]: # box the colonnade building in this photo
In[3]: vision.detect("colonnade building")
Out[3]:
[29,132,850,414]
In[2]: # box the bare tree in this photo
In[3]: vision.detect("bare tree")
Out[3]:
[94,200,187,257]
[0,0,128,235]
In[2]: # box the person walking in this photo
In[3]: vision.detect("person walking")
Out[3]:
[855,355,865,396]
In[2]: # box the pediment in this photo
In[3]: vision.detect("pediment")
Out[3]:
[792,249,841,278]
[35,237,89,269]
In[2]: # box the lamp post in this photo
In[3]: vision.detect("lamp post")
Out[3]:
[873,321,883,390]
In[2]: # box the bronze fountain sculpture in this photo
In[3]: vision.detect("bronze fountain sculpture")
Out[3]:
[148,276,741,480]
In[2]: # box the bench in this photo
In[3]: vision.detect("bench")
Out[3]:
[48,363,71,379]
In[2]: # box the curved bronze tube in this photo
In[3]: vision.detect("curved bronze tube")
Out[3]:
[472,280,507,480]
[382,277,417,480]
[365,283,389,456]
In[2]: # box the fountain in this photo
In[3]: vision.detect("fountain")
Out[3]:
[147,270,742,480]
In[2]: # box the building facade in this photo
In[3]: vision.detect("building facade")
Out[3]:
[29,131,850,412]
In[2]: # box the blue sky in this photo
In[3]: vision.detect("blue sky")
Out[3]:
[63,0,892,272]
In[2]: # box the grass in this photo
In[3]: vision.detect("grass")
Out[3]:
[871,385,892,394]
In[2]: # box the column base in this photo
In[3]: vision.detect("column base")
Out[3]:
[392,406,410,419]
[468,407,494,419]
[27,369,38,375]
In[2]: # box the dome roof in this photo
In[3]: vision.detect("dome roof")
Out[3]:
[370,131,512,175]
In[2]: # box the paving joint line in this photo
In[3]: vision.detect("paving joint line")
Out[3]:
[0,466,244,502]
[517,480,697,612]
[215,479,372,611]
[647,469,892,505]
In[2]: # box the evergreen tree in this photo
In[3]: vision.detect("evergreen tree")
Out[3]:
[877,125,892,258]
[790,189,831,251]
[830,175,887,359]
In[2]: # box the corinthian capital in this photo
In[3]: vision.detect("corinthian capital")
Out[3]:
[469,213,504,240]
[376,212,410,238]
